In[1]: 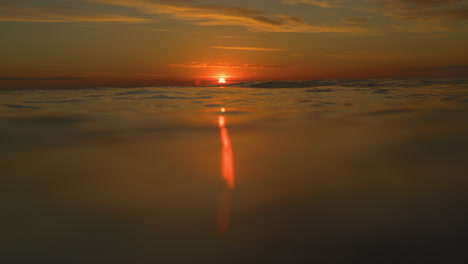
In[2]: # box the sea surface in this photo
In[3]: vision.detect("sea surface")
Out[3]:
[1,79,468,263]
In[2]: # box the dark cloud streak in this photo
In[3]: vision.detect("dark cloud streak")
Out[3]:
[169,62,286,69]
[0,77,83,81]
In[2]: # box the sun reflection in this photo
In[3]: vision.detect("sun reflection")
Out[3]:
[217,108,235,234]
[218,115,234,188]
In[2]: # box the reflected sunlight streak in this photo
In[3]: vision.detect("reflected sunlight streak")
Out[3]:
[217,110,235,234]
[218,115,234,189]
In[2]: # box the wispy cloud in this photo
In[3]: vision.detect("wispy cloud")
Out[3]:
[342,16,371,25]
[117,27,175,32]
[375,0,468,32]
[383,0,465,9]
[0,6,149,22]
[0,76,82,81]
[283,0,340,8]
[91,0,370,33]
[0,0,371,33]
[2,0,465,34]
[217,35,252,39]
[211,46,287,51]
[327,50,443,60]
[284,0,468,33]
[409,64,468,77]
[169,62,286,69]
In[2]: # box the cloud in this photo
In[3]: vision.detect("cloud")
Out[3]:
[0,6,149,22]
[283,0,339,8]
[211,46,287,51]
[283,0,468,32]
[377,0,468,32]
[0,76,82,81]
[343,16,371,24]
[169,62,286,69]
[91,0,370,33]
[382,0,465,9]
[411,64,468,77]
[327,50,431,60]
[117,27,175,32]
[278,15,305,24]
[217,35,252,39]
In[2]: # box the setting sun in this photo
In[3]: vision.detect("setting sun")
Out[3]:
[218,78,226,84]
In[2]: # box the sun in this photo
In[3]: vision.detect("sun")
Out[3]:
[218,77,227,84]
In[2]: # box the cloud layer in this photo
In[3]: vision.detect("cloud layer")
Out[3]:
[284,0,468,32]
[0,76,82,81]
[90,0,369,33]
[283,0,341,8]
[169,62,286,69]
[211,46,287,51]
[380,0,468,32]
[0,6,148,22]
[0,0,466,33]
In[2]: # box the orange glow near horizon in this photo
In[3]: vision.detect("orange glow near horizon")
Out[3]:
[217,109,235,234]
[218,78,227,84]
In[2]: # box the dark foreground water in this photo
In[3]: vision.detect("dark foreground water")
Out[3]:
[1,79,468,263]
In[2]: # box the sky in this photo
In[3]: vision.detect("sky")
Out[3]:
[1,0,468,88]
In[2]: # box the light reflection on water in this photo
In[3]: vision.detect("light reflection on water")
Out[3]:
[217,110,235,234]
[218,114,235,189]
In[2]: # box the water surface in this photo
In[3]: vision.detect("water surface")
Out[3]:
[1,79,468,263]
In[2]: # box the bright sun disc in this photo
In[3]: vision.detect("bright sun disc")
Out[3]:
[218,78,226,84]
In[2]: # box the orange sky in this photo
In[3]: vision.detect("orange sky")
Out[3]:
[1,0,467,88]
